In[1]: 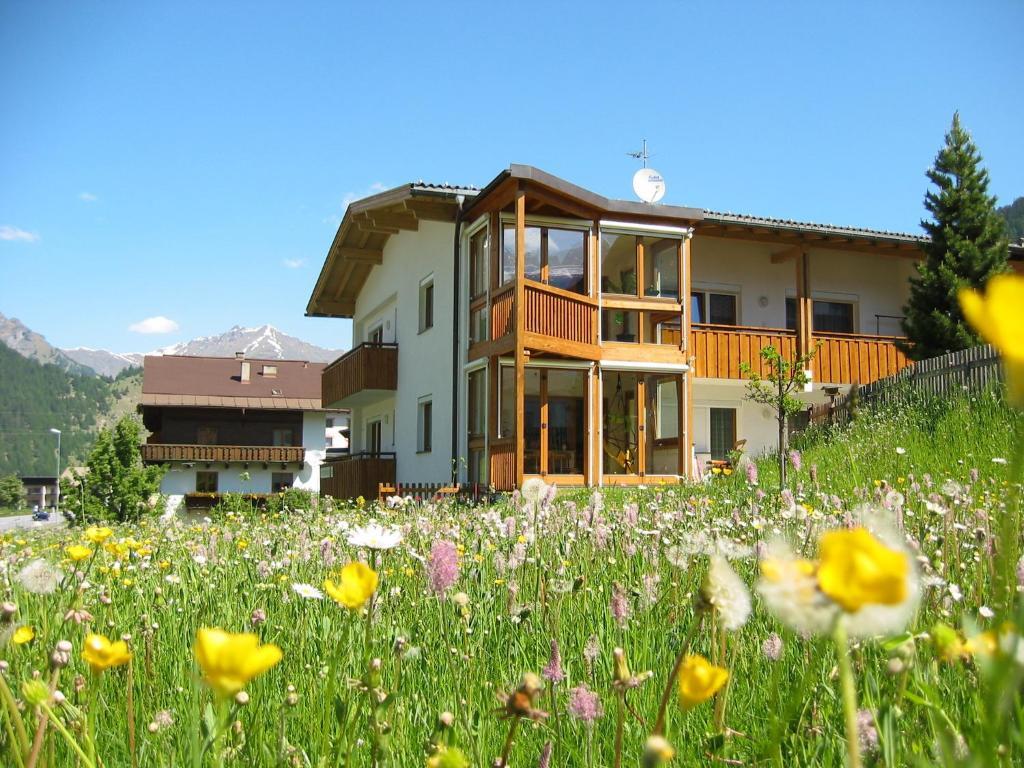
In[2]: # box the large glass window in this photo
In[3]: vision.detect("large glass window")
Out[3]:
[603,371,639,475]
[643,237,679,299]
[691,291,738,325]
[785,298,855,334]
[469,228,488,299]
[546,369,586,475]
[468,305,488,347]
[523,369,541,474]
[502,224,587,294]
[644,375,679,474]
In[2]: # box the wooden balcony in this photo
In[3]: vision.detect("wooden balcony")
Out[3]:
[491,285,514,340]
[814,332,910,384]
[322,343,398,408]
[689,324,911,384]
[690,324,798,379]
[320,452,396,500]
[523,280,599,358]
[141,444,305,464]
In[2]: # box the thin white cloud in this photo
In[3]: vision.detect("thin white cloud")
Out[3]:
[79,192,98,202]
[341,181,387,208]
[0,225,40,243]
[129,316,180,334]
[282,258,306,269]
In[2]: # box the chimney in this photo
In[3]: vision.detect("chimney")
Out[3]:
[237,352,250,383]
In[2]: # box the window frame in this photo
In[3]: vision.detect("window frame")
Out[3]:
[418,276,435,334]
[690,289,740,326]
[499,216,591,294]
[785,297,858,334]
[195,471,218,493]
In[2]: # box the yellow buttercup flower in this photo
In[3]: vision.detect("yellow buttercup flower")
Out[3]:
[677,654,728,710]
[85,526,114,544]
[960,273,1024,406]
[324,561,379,610]
[65,544,93,562]
[82,633,132,672]
[816,528,908,613]
[193,627,283,698]
[12,626,35,645]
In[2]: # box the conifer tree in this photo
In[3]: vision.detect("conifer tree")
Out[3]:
[902,113,1008,359]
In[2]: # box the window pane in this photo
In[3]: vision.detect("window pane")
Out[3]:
[708,293,737,325]
[690,292,706,324]
[524,226,542,282]
[602,309,639,343]
[814,301,854,333]
[501,225,516,285]
[603,372,639,474]
[709,408,736,460]
[468,448,486,485]
[468,305,488,347]
[643,238,679,299]
[644,375,679,474]
[785,297,797,330]
[499,366,515,439]
[523,369,541,474]
[601,232,637,295]
[467,369,486,439]
[547,228,586,294]
[470,229,488,298]
[547,369,586,475]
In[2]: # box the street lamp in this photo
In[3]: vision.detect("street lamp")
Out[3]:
[49,428,61,518]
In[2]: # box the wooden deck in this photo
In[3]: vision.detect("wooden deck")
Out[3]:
[321,452,396,501]
[141,444,305,463]
[322,343,398,407]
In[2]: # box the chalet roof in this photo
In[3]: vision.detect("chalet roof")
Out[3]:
[701,209,928,244]
[141,355,325,411]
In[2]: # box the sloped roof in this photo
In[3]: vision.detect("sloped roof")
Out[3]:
[701,209,928,244]
[141,355,325,410]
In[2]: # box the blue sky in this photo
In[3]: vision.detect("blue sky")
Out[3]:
[1,1,1021,354]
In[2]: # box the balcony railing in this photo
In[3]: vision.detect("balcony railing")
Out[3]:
[689,324,911,384]
[813,331,910,384]
[140,444,305,463]
[524,280,597,347]
[320,452,396,500]
[322,343,398,407]
[690,324,798,379]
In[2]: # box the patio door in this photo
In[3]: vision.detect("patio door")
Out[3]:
[523,368,586,478]
[603,370,683,478]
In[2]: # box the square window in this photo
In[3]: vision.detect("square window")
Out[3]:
[271,472,294,493]
[196,471,218,493]
[262,365,277,378]
[272,429,293,446]
[417,400,433,453]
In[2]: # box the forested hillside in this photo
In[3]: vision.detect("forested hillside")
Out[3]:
[0,343,140,476]
[998,195,1024,240]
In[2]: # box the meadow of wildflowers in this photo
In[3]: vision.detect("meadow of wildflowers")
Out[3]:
[1,383,1022,767]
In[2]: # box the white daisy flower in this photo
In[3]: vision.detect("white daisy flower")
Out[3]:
[347,523,403,550]
[291,583,324,600]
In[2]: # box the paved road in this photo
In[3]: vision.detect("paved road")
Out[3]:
[0,514,66,532]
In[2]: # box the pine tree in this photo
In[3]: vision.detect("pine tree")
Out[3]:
[902,112,1009,360]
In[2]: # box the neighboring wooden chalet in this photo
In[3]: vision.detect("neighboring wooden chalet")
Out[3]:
[307,165,1023,499]
[139,353,339,510]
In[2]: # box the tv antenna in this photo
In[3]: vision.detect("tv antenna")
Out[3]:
[628,139,665,203]
[626,138,652,168]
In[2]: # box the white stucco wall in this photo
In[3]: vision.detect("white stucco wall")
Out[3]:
[351,220,456,484]
[691,235,916,335]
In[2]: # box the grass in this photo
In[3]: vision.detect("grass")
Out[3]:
[0,388,1021,767]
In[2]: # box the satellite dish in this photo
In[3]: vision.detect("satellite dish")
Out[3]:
[632,168,666,203]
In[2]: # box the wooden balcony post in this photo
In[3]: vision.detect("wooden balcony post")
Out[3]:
[514,189,527,488]
[795,249,812,361]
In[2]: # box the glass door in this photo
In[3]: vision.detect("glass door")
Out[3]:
[522,368,587,477]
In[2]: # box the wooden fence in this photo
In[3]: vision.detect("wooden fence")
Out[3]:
[806,344,1003,428]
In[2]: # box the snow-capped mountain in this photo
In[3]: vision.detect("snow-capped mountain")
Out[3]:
[62,348,145,378]
[1,316,344,377]
[152,325,341,362]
